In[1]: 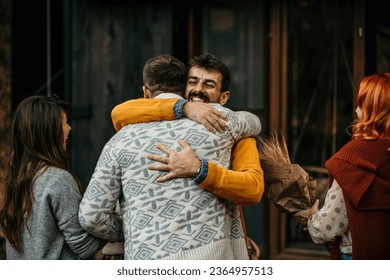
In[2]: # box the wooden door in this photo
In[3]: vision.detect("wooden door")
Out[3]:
[66,0,175,187]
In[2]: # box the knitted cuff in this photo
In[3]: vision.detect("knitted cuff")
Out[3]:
[173,99,188,119]
[194,158,208,184]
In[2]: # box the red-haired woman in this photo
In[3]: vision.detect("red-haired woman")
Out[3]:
[296,74,390,260]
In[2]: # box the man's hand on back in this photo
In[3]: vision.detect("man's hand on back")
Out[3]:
[147,139,201,182]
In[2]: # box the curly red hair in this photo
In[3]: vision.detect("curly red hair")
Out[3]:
[352,73,390,140]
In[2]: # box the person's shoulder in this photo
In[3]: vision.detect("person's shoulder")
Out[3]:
[339,138,383,151]
[100,128,129,149]
[210,103,230,114]
[331,138,390,164]
[35,167,78,197]
[209,104,255,116]
[40,166,73,181]
[210,103,224,109]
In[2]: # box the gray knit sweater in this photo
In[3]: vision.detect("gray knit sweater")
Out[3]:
[6,167,100,260]
[79,93,261,260]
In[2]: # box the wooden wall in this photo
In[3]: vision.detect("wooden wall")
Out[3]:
[0,0,11,259]
[67,0,175,187]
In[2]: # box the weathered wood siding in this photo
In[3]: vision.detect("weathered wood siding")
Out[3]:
[68,0,173,187]
[0,0,11,222]
[0,0,11,259]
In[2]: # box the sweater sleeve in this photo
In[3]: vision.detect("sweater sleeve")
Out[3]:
[79,144,124,242]
[111,98,178,131]
[52,171,101,259]
[307,179,348,244]
[199,137,264,206]
[222,107,262,140]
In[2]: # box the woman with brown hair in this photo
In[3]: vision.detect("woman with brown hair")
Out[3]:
[0,95,104,259]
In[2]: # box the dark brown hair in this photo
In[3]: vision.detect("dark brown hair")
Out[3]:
[0,95,81,252]
[142,54,187,97]
[188,53,231,92]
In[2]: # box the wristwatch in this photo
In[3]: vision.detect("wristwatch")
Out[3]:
[194,159,202,178]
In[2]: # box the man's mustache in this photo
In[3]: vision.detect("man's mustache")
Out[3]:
[187,92,210,103]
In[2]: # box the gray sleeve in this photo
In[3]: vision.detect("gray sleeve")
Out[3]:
[222,107,262,141]
[51,171,100,259]
[79,144,124,242]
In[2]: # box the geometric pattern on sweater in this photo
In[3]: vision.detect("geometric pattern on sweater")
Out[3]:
[79,100,261,260]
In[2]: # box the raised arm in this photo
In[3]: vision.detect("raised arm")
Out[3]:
[112,98,264,205]
[221,106,262,140]
[111,98,177,131]
[111,98,227,132]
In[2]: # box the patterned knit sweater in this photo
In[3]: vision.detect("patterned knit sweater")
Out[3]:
[79,93,261,260]
[325,138,390,260]
[111,96,264,205]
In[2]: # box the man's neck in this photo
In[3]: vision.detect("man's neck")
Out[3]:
[154,93,184,99]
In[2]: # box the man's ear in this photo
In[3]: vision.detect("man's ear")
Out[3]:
[143,86,150,99]
[219,91,230,106]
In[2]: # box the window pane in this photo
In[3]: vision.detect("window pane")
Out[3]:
[202,0,265,112]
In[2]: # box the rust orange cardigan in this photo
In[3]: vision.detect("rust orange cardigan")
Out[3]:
[326,138,390,260]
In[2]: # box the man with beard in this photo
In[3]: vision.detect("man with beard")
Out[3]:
[80,54,262,259]
[110,53,264,259]
[112,53,264,207]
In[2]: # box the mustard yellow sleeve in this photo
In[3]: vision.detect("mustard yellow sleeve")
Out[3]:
[111,98,178,131]
[199,137,264,206]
